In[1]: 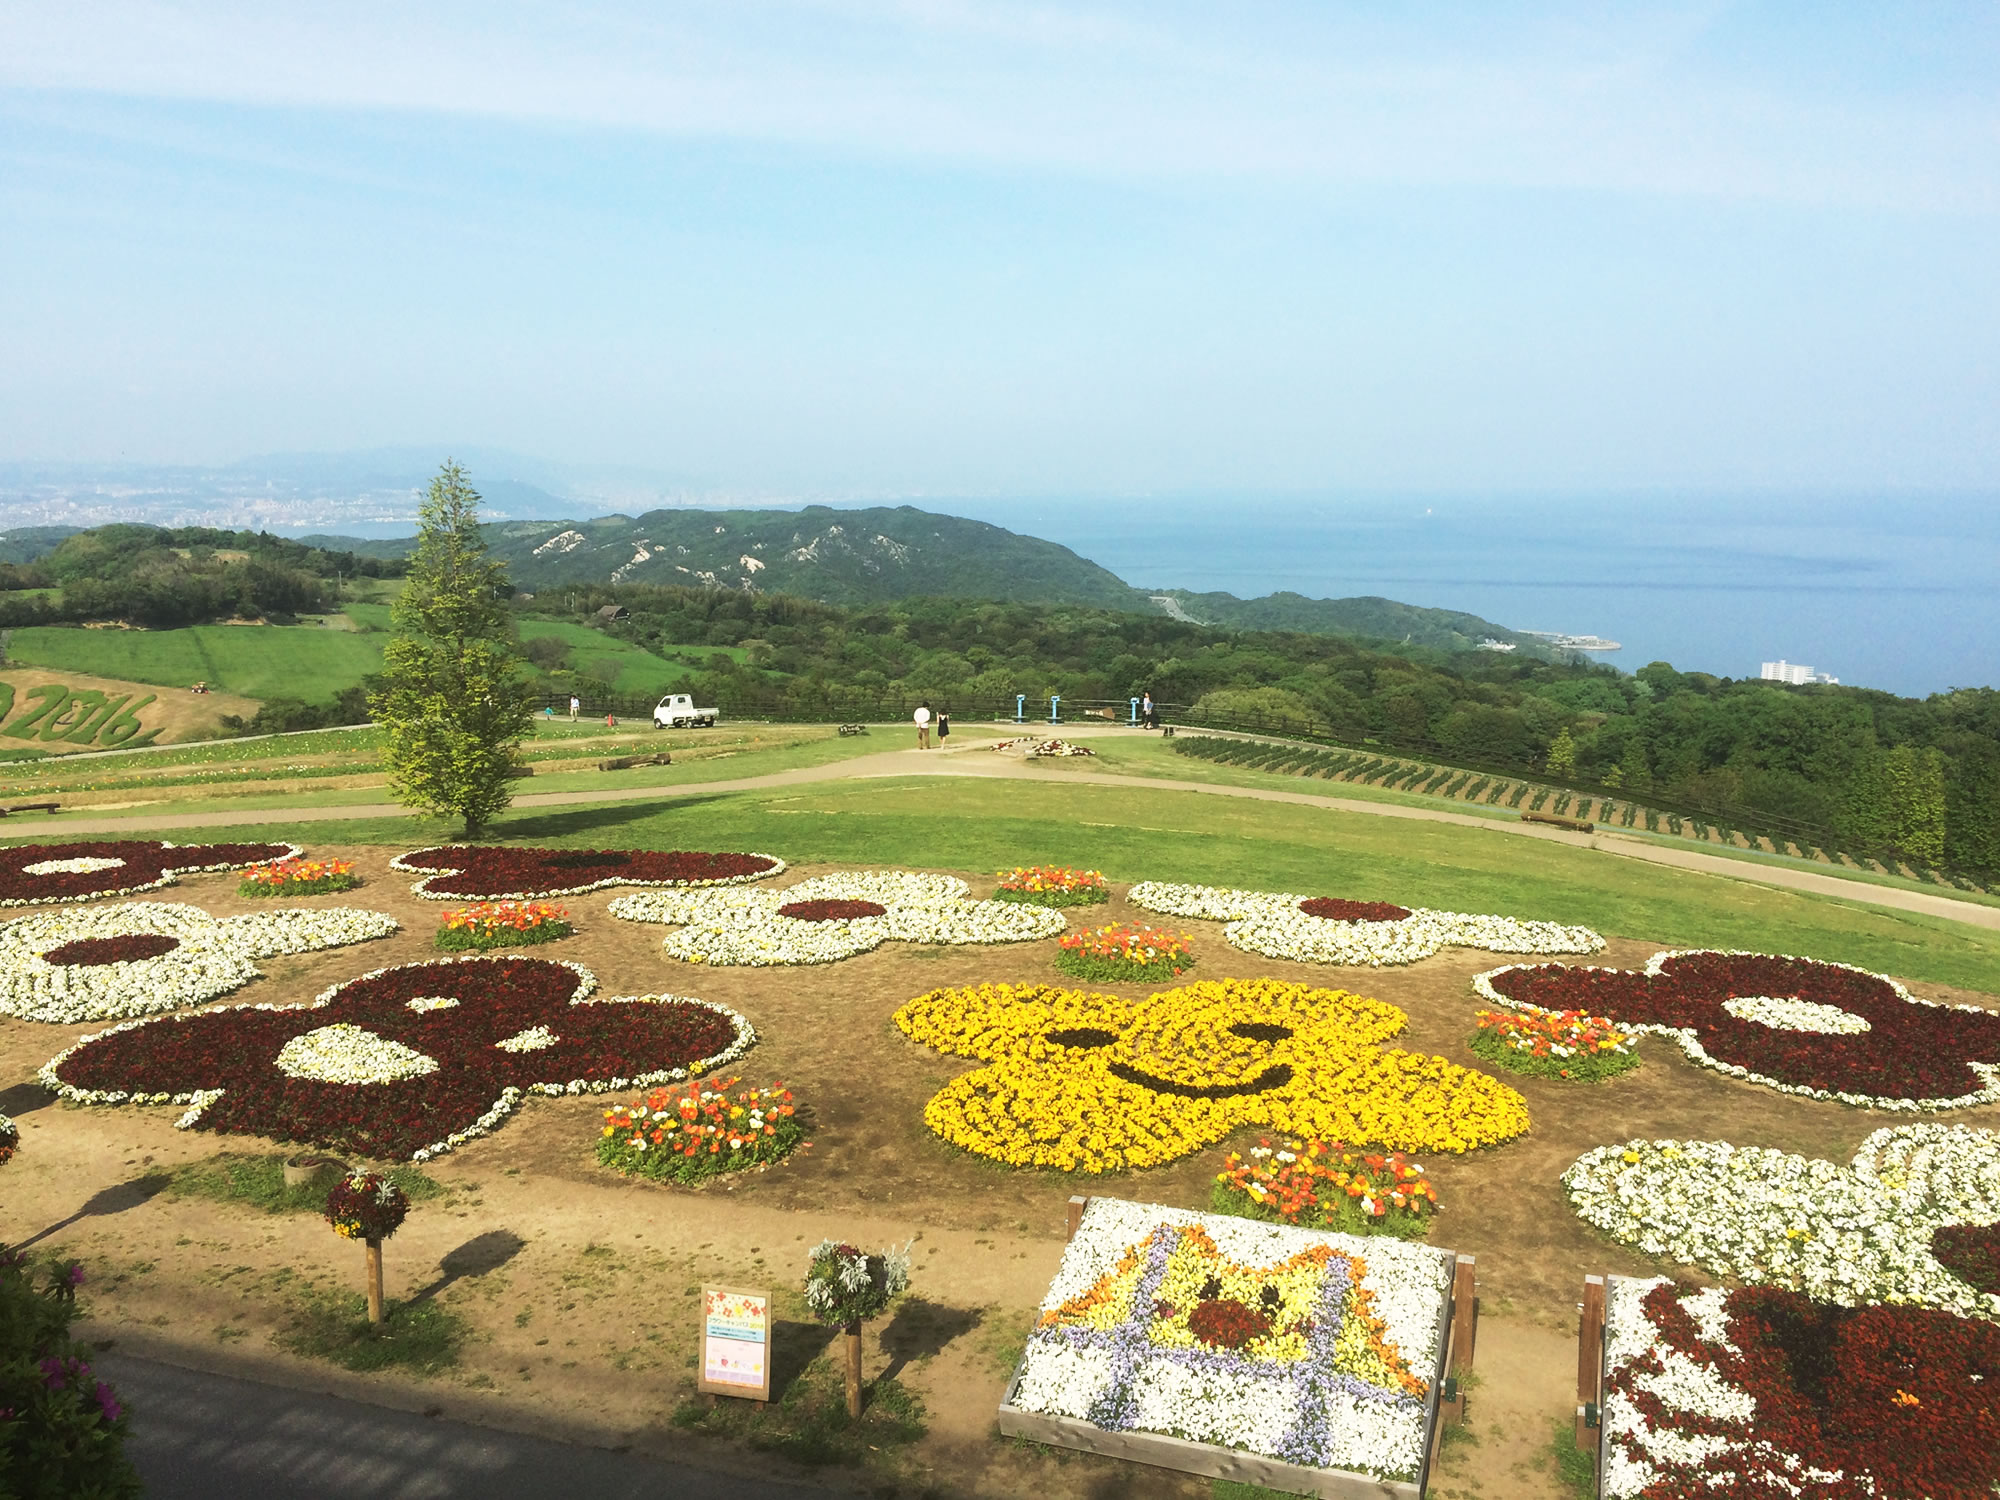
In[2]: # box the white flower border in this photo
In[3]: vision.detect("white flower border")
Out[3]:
[36,955,756,1163]
[1475,948,2000,1111]
[390,845,788,900]
[610,869,1065,966]
[1564,1127,2000,1319]
[0,900,401,1024]
[1012,1197,1452,1480]
[1128,880,1604,967]
[0,841,305,909]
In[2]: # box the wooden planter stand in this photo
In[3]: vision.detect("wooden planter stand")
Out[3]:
[996,1196,1478,1499]
[1575,1274,1611,1494]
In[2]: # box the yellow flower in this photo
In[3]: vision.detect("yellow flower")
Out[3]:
[894,977,1530,1173]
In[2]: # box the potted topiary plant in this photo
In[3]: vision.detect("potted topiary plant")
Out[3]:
[323,1170,411,1325]
[802,1240,910,1418]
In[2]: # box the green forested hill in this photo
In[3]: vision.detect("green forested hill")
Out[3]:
[1150,589,1528,651]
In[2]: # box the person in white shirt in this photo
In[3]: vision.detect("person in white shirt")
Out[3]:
[914,702,933,749]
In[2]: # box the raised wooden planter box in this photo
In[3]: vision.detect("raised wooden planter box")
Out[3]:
[996,1196,1478,1499]
[1522,811,1593,833]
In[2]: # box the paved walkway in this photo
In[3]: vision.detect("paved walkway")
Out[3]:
[9,731,1997,933]
[102,1352,833,1500]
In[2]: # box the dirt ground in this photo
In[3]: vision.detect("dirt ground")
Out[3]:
[4,851,1996,1498]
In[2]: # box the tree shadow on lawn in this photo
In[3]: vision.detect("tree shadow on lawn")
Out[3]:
[488,795,738,844]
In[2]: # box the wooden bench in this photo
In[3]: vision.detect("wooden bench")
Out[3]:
[1522,811,1592,833]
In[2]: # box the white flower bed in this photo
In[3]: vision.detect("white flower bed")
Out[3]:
[0,901,401,1024]
[1127,881,1604,967]
[1720,994,1870,1033]
[1565,1125,2000,1317]
[1010,1198,1452,1482]
[609,870,1065,965]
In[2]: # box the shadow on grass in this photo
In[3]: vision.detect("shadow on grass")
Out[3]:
[12,1171,174,1251]
[0,1082,53,1117]
[489,795,737,843]
[876,1296,984,1382]
[410,1229,525,1303]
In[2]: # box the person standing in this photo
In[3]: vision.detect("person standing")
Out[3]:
[914,701,933,749]
[568,693,580,722]
[936,709,950,745]
[1141,691,1156,729]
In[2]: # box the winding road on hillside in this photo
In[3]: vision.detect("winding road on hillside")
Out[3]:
[9,728,1997,932]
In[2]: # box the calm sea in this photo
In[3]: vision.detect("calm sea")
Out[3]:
[957,495,2000,700]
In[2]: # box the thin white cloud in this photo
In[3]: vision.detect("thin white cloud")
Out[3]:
[1,0,1994,210]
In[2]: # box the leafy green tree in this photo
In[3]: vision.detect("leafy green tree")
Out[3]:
[368,463,534,837]
[1544,726,1578,779]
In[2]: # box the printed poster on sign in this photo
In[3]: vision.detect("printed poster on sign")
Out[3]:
[698,1284,771,1401]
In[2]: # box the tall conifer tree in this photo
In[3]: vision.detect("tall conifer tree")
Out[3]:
[369,462,533,836]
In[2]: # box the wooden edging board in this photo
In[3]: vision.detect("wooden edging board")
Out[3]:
[995,1220,1460,1500]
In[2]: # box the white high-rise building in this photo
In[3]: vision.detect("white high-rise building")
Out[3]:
[1761,660,1839,685]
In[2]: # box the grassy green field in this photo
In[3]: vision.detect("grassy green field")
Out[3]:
[33,769,1997,992]
[6,624,386,701]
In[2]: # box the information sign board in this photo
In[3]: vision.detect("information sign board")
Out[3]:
[698,1284,772,1401]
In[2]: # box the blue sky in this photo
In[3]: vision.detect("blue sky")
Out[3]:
[3,2,1997,499]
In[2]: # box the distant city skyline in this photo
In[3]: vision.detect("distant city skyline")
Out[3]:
[3,4,1998,499]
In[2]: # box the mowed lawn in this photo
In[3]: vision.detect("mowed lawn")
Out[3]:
[5,624,386,701]
[67,770,2000,993]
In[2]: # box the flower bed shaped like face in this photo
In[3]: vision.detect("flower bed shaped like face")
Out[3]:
[1565,1125,2000,1318]
[609,870,1066,966]
[894,978,1530,1172]
[1478,949,2000,1109]
[0,901,401,1024]
[390,845,784,900]
[38,956,756,1161]
[1127,882,1604,967]
[0,840,303,907]
[1011,1198,1453,1482]
[1600,1278,2000,1500]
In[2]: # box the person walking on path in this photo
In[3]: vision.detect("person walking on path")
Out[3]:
[568,694,580,722]
[936,709,950,745]
[914,702,933,749]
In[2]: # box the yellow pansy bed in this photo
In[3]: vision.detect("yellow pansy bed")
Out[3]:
[893,977,1530,1172]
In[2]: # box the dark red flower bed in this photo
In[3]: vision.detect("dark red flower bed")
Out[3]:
[392,845,781,898]
[40,934,182,966]
[778,899,888,922]
[1616,1280,2000,1499]
[1932,1224,2000,1297]
[1485,951,2000,1105]
[0,840,299,906]
[1297,897,1412,923]
[1187,1298,1272,1350]
[48,957,750,1160]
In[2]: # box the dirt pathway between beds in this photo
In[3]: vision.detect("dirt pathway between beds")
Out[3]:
[9,728,1996,933]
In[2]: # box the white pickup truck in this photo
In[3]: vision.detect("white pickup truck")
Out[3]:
[652,693,718,729]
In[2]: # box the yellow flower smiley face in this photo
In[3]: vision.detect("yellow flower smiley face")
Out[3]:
[894,977,1530,1173]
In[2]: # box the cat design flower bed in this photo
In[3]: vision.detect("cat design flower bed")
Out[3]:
[1590,1275,2000,1499]
[390,845,785,900]
[610,870,1065,966]
[1128,882,1604,967]
[997,1197,1474,1498]
[38,955,754,1161]
[0,839,303,907]
[0,901,400,1024]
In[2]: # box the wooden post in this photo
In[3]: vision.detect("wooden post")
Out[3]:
[1066,1195,1090,1241]
[843,1320,864,1420]
[1576,1275,1605,1452]
[365,1237,384,1326]
[1443,1255,1477,1425]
